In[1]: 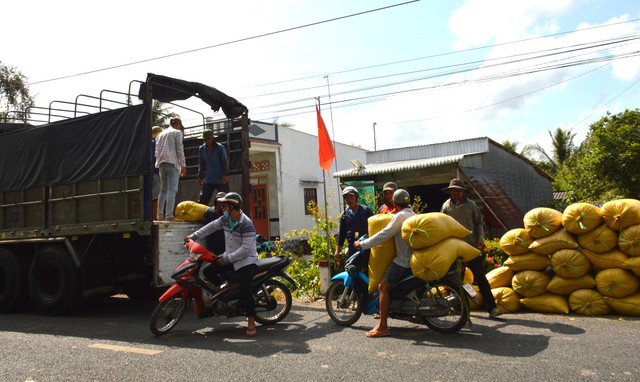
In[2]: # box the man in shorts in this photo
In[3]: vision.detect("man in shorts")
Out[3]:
[354,189,414,338]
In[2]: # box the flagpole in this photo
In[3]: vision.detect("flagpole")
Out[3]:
[323,75,342,212]
[316,97,333,265]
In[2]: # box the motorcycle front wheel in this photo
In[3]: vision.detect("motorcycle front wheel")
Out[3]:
[149,294,188,336]
[421,281,467,334]
[254,279,292,325]
[325,280,363,326]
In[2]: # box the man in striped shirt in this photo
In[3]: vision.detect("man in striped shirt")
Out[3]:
[155,117,187,220]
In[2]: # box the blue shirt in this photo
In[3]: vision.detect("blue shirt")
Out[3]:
[337,204,374,255]
[198,142,228,184]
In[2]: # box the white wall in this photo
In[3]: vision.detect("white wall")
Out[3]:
[265,126,368,237]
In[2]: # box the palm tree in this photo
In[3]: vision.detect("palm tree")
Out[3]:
[524,128,576,175]
[501,140,520,153]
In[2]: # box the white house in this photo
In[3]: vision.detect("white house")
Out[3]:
[247,122,368,239]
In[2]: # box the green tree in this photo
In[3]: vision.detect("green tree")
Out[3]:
[501,140,520,153]
[557,109,640,201]
[524,127,576,177]
[0,62,34,122]
[152,100,175,127]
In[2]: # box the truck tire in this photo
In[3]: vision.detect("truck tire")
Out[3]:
[28,245,80,316]
[0,248,27,313]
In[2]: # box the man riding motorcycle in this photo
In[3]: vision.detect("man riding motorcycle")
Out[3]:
[354,189,415,338]
[186,192,259,337]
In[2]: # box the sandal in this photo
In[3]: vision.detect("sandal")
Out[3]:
[246,327,257,337]
[365,329,390,338]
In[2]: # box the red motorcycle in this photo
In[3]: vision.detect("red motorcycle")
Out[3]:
[150,239,295,336]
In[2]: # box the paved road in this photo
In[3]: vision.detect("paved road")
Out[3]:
[1,296,639,381]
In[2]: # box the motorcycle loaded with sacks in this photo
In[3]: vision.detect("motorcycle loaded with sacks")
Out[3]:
[150,239,295,336]
[325,248,474,334]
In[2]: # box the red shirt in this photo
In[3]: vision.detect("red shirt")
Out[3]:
[378,204,398,214]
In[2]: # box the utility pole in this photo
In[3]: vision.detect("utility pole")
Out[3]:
[373,122,377,151]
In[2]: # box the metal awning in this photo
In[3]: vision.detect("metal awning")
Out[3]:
[333,154,466,178]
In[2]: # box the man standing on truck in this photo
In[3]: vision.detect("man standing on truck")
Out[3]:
[197,130,229,205]
[155,117,187,221]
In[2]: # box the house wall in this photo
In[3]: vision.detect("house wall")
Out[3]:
[251,126,367,239]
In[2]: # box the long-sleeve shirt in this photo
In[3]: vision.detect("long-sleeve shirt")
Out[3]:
[155,127,186,172]
[198,142,228,184]
[440,197,484,247]
[337,204,374,255]
[359,207,415,268]
[191,212,258,270]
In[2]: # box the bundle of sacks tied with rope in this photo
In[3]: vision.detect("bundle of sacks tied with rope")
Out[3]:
[487,198,640,316]
[367,212,479,295]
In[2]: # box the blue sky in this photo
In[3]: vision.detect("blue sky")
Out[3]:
[3,0,640,160]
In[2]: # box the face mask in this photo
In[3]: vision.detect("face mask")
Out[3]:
[223,211,230,219]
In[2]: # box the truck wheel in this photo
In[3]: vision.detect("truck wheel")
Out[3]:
[0,248,27,313]
[28,245,79,316]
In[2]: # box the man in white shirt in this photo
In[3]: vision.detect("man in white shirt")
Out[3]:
[155,117,186,220]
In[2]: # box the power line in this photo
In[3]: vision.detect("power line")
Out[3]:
[27,0,420,85]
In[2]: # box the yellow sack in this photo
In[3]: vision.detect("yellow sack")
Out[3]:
[486,266,515,289]
[546,274,596,295]
[512,270,552,297]
[562,202,603,234]
[577,224,618,253]
[493,287,521,313]
[409,238,478,281]
[523,207,563,238]
[601,198,640,231]
[623,256,640,275]
[603,292,640,316]
[463,267,474,284]
[595,268,640,298]
[528,229,578,256]
[618,224,640,257]
[550,249,591,279]
[174,201,209,222]
[367,214,396,294]
[499,228,534,256]
[520,293,569,314]
[401,213,471,249]
[582,249,629,271]
[569,289,611,316]
[503,252,550,271]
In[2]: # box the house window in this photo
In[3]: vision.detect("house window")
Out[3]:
[303,188,318,215]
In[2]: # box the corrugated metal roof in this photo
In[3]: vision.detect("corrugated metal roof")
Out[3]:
[333,154,466,178]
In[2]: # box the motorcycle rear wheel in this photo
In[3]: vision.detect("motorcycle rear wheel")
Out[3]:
[150,295,188,336]
[325,280,363,326]
[421,281,467,334]
[254,279,292,325]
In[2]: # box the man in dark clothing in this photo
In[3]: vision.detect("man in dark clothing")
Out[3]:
[334,186,374,271]
[197,130,229,205]
[204,192,227,256]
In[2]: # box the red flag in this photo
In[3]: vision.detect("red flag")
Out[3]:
[316,105,335,173]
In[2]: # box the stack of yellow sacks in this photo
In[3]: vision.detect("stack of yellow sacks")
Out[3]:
[487,198,640,316]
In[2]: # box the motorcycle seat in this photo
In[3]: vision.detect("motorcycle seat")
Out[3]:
[255,256,287,272]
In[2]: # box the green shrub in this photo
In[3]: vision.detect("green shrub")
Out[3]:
[481,238,509,273]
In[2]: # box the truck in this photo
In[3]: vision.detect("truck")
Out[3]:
[0,73,251,315]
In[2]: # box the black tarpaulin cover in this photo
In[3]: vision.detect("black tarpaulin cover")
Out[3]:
[0,104,151,192]
[141,73,248,119]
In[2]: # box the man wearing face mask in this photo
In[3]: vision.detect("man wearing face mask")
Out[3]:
[186,192,259,336]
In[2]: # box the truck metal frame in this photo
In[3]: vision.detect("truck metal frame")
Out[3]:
[0,74,250,315]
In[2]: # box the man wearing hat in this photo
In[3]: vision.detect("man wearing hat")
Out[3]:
[155,118,186,220]
[197,130,229,205]
[379,182,398,214]
[441,178,503,318]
